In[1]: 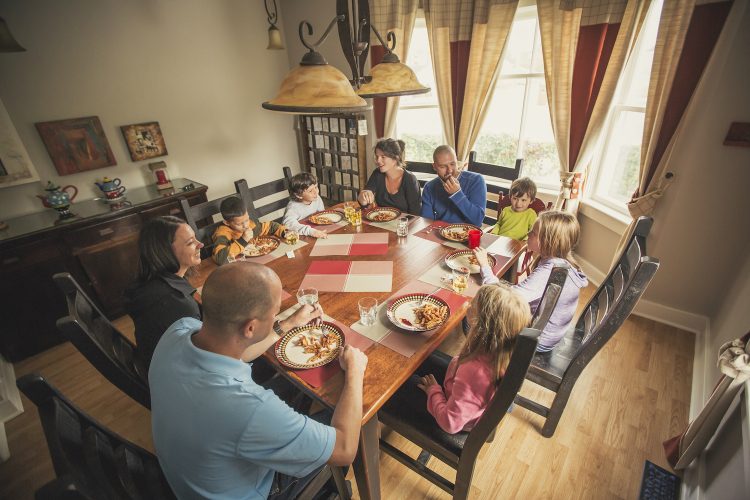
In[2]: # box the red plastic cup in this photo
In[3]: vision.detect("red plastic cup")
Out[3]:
[468,229,481,249]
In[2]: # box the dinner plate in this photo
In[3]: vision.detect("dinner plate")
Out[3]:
[241,236,280,257]
[386,293,451,332]
[444,249,496,274]
[307,210,344,225]
[364,207,401,223]
[275,322,344,369]
[439,223,481,242]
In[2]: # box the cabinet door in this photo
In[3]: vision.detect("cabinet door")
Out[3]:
[0,240,69,361]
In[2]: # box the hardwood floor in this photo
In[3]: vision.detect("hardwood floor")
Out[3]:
[0,286,694,499]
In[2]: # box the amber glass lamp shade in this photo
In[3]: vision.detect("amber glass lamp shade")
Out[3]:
[357,60,429,98]
[267,25,284,50]
[0,17,25,52]
[263,64,369,114]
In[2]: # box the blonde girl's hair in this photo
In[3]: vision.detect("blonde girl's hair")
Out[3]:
[459,284,531,383]
[536,210,582,271]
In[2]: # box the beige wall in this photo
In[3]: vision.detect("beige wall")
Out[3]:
[0,0,300,219]
[576,0,750,319]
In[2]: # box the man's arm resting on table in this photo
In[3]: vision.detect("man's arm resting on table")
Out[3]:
[328,345,368,466]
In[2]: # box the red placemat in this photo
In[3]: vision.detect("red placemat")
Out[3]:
[309,233,389,256]
[283,318,375,388]
[299,260,393,292]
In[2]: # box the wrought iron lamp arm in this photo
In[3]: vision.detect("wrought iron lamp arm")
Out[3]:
[300,15,345,53]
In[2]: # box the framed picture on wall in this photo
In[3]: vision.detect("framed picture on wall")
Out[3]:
[35,116,117,176]
[120,121,168,161]
[1,98,40,188]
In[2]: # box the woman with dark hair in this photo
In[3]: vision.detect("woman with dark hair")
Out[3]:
[125,216,203,367]
[357,138,422,215]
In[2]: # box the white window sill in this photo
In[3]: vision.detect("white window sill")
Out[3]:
[579,199,630,234]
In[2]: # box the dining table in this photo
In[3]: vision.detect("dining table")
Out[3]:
[190,208,526,500]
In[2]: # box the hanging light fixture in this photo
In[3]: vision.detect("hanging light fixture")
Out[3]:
[264,0,284,50]
[262,0,429,114]
[0,17,26,53]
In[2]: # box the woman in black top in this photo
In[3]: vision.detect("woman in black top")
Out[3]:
[357,138,422,215]
[125,216,203,368]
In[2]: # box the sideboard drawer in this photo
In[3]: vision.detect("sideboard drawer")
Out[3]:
[63,214,142,251]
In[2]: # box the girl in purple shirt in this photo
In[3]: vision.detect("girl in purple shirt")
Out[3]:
[416,284,531,433]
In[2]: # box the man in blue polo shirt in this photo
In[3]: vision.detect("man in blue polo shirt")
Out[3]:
[149,262,367,499]
[421,145,486,226]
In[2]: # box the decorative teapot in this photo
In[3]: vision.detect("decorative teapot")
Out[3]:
[95,177,122,193]
[37,182,78,216]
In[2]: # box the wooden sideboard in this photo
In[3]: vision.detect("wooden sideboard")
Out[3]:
[0,178,208,362]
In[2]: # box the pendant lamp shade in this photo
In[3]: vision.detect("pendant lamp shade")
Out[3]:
[267,25,284,50]
[263,64,369,114]
[0,17,25,52]
[357,60,429,98]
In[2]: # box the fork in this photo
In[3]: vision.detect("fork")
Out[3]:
[420,287,442,306]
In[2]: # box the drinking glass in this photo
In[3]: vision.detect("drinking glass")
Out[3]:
[285,231,299,245]
[352,207,362,226]
[297,287,319,306]
[451,267,470,294]
[344,203,356,224]
[468,229,481,249]
[358,297,378,326]
[396,217,409,237]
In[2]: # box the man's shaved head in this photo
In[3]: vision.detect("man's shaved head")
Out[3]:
[201,263,280,331]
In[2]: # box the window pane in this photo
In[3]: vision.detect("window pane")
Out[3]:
[500,15,536,75]
[595,110,643,206]
[397,107,444,163]
[622,0,663,107]
[519,78,559,185]
[400,18,438,107]
[474,79,524,168]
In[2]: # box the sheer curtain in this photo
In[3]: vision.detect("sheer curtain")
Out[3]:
[423,0,519,163]
[537,0,649,211]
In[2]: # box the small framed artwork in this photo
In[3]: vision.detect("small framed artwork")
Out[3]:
[1,98,40,188]
[120,121,168,161]
[723,122,750,147]
[35,116,117,176]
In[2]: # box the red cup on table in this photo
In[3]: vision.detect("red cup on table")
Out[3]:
[468,229,481,249]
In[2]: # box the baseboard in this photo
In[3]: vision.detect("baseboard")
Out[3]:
[574,253,710,336]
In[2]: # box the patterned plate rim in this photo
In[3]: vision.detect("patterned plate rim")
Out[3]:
[444,249,496,273]
[386,293,451,332]
[242,235,280,257]
[275,321,344,369]
[439,224,481,242]
[364,206,401,222]
[307,210,344,225]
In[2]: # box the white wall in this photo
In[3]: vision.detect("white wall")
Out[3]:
[0,0,300,219]
[576,0,750,321]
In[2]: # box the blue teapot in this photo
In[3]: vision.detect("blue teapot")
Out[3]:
[37,181,78,209]
[95,177,122,193]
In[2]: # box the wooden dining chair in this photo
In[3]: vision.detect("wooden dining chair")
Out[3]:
[515,216,660,437]
[53,272,151,410]
[18,373,174,500]
[378,328,540,500]
[406,160,437,190]
[466,151,523,227]
[179,178,253,258]
[246,175,292,223]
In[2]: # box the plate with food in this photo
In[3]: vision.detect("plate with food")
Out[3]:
[307,210,344,225]
[439,223,481,243]
[275,322,344,369]
[386,294,451,332]
[364,207,401,223]
[444,249,496,274]
[242,236,280,257]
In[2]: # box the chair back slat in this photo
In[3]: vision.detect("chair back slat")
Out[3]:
[247,175,292,224]
[54,273,151,409]
[18,374,176,500]
[530,266,568,332]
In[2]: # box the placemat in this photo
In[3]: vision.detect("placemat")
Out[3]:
[413,220,466,249]
[363,214,418,234]
[299,260,393,292]
[302,210,349,232]
[309,233,389,256]
[350,280,470,357]
[243,239,309,265]
[417,253,509,298]
[275,304,375,388]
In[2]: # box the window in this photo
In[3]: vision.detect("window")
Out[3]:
[394,15,443,163]
[590,0,663,211]
[474,6,559,187]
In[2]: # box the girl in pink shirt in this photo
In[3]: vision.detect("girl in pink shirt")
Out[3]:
[416,284,531,434]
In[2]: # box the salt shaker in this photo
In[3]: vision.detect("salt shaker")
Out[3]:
[397,217,409,237]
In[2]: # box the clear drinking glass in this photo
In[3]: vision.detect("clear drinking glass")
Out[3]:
[297,287,319,306]
[344,203,356,224]
[397,217,409,237]
[352,207,362,226]
[452,267,470,294]
[358,297,378,326]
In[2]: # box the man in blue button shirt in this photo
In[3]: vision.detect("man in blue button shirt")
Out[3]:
[421,145,487,226]
[149,262,368,499]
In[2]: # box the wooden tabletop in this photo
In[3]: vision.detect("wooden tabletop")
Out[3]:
[190,215,525,424]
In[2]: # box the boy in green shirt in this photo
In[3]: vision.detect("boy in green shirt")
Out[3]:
[489,177,538,240]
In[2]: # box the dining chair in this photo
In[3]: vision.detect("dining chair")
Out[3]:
[406,160,436,190]
[18,373,174,500]
[378,328,540,500]
[515,216,660,437]
[247,175,292,223]
[53,272,151,410]
[179,178,253,258]
[466,151,523,227]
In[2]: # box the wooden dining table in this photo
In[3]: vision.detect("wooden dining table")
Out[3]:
[190,212,525,500]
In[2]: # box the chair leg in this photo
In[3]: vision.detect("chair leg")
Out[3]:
[331,466,351,500]
[452,457,477,500]
[541,388,571,438]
